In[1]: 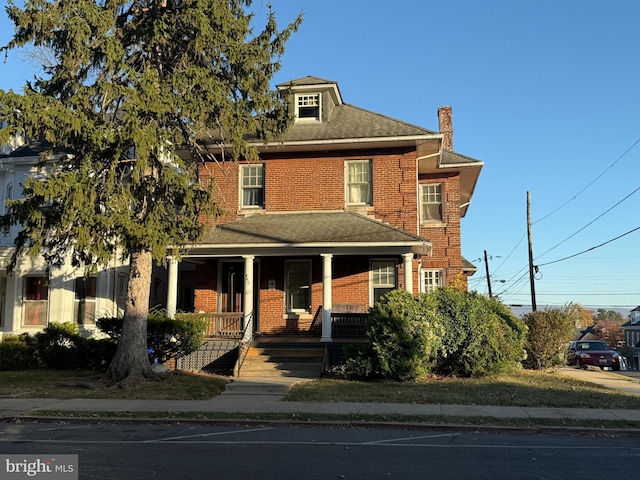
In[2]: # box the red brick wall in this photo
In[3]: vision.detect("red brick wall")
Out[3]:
[418,172,462,280]
[199,148,419,232]
[194,260,218,312]
[194,148,465,330]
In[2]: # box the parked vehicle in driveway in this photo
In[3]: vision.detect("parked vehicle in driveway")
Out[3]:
[567,340,621,370]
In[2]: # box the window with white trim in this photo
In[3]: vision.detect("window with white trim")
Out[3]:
[420,184,443,222]
[2,183,12,235]
[23,276,49,326]
[74,276,97,325]
[371,260,397,305]
[346,160,372,206]
[295,93,320,122]
[240,164,265,209]
[421,268,444,293]
[285,260,311,313]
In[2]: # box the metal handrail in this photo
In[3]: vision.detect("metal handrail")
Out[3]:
[235,311,255,376]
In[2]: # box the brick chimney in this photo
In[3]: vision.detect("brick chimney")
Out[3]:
[438,106,453,151]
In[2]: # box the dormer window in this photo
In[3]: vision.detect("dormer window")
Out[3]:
[296,94,321,122]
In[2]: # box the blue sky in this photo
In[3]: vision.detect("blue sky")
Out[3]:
[1,0,639,312]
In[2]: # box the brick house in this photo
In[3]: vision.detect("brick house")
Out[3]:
[0,76,482,348]
[166,76,483,342]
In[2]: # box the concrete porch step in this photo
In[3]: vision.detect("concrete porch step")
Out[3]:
[237,340,325,379]
[247,347,325,358]
[239,361,322,377]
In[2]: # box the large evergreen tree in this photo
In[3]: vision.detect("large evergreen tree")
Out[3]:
[0,0,301,383]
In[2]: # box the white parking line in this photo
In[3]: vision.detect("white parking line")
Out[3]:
[142,426,273,443]
[362,432,461,445]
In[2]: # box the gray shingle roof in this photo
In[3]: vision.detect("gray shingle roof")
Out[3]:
[282,104,436,143]
[441,150,482,166]
[277,76,338,87]
[201,211,428,246]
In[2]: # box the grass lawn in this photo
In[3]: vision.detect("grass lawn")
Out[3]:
[1,368,638,410]
[0,369,228,400]
[286,369,640,410]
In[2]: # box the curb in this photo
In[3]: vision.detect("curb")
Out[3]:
[4,414,640,438]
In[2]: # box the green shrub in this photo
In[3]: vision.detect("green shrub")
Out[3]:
[0,333,38,370]
[97,311,207,364]
[423,288,526,377]
[366,289,441,381]
[342,343,374,379]
[35,322,85,369]
[522,306,575,369]
[34,322,116,370]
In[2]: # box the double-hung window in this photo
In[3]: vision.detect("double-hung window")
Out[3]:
[371,260,397,305]
[420,184,443,222]
[241,164,265,209]
[346,160,372,206]
[296,94,320,122]
[23,276,49,326]
[74,276,97,325]
[421,269,443,293]
[2,184,11,236]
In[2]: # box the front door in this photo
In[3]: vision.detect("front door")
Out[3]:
[220,262,244,313]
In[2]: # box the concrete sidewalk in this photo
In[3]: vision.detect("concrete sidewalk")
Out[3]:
[1,367,639,423]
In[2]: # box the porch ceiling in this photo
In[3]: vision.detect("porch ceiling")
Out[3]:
[189,211,430,256]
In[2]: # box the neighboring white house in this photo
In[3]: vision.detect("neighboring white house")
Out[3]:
[622,306,640,347]
[0,140,173,338]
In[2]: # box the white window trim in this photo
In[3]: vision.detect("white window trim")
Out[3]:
[295,93,321,123]
[420,268,444,293]
[420,183,444,224]
[22,275,50,327]
[2,183,12,236]
[370,259,397,306]
[239,164,265,210]
[345,159,373,207]
[74,276,97,324]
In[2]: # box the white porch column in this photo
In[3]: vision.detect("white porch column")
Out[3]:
[320,253,333,342]
[242,255,255,342]
[402,253,414,294]
[166,256,179,318]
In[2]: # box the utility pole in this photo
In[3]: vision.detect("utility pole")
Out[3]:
[484,250,493,298]
[527,191,537,311]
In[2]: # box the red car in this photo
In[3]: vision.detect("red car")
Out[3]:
[567,340,621,371]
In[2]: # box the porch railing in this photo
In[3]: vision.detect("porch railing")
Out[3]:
[330,312,369,338]
[200,312,244,338]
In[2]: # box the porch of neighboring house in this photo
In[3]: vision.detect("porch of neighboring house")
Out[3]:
[174,308,370,378]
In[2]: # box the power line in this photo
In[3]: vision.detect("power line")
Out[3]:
[533,135,640,224]
[479,136,640,288]
[535,225,640,267]
[534,185,640,260]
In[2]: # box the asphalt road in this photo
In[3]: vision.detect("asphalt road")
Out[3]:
[1,421,638,479]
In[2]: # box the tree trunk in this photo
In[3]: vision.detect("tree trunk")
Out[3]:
[107,250,154,383]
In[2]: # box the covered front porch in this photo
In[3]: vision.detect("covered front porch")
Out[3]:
[188,309,371,341]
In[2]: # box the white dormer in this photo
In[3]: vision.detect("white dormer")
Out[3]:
[631,306,640,324]
[277,76,343,124]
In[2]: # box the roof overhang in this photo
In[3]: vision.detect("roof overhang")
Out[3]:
[183,243,429,258]
[417,148,483,218]
[193,134,442,156]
